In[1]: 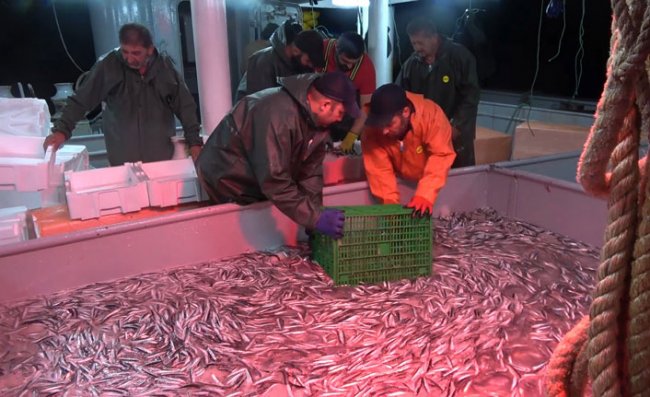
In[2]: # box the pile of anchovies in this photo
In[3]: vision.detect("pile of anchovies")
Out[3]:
[0,208,599,397]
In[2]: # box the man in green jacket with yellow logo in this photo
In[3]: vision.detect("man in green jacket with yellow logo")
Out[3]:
[397,17,480,168]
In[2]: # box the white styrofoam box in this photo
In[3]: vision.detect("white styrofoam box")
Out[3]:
[56,145,90,172]
[65,165,149,220]
[0,134,45,158]
[0,98,51,137]
[0,206,28,246]
[0,186,65,210]
[0,135,89,192]
[0,135,89,166]
[138,158,202,207]
[46,145,90,190]
[0,157,50,191]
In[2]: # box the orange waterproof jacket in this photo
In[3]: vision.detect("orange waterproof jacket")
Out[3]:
[361,92,456,205]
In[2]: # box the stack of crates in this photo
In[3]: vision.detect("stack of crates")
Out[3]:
[64,158,204,220]
[311,205,433,285]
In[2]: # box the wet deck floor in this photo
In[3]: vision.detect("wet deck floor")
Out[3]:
[0,208,599,396]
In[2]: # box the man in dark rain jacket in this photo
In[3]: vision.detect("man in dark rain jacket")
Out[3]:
[44,23,202,166]
[235,22,324,101]
[197,72,360,239]
[397,17,480,168]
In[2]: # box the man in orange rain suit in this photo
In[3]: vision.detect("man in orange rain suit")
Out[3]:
[361,83,456,217]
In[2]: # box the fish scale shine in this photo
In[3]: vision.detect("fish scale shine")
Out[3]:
[0,208,598,396]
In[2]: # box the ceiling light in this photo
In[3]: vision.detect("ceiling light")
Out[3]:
[332,0,370,7]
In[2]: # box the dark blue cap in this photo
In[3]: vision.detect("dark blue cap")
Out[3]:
[312,71,361,118]
[366,84,409,127]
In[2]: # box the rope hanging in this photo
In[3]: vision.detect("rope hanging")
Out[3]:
[545,1,650,396]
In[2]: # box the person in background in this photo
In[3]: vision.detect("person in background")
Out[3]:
[197,72,360,240]
[240,22,279,74]
[361,84,456,218]
[44,23,202,166]
[396,17,479,168]
[235,22,324,101]
[320,31,376,153]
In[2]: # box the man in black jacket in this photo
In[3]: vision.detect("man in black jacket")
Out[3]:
[44,23,201,166]
[235,22,324,101]
[197,72,359,239]
[397,17,480,168]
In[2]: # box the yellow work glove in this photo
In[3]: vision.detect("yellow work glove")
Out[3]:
[340,132,358,154]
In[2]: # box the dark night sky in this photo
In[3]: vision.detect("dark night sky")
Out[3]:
[0,0,612,105]
[0,0,96,100]
[392,0,611,101]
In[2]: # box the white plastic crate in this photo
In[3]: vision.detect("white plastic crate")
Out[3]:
[0,206,28,246]
[138,158,202,207]
[0,135,89,192]
[65,165,149,220]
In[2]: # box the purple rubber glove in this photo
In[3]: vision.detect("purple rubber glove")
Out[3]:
[315,209,345,239]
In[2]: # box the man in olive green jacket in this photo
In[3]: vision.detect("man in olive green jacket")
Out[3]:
[197,72,359,239]
[44,23,202,166]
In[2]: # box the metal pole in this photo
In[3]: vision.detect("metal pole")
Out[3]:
[190,0,232,135]
[367,0,391,85]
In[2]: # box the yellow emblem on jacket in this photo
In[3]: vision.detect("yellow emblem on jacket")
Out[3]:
[416,145,424,154]
[442,75,450,83]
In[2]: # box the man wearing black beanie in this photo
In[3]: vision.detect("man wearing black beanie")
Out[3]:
[236,22,324,100]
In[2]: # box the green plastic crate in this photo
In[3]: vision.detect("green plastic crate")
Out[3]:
[311,204,433,285]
